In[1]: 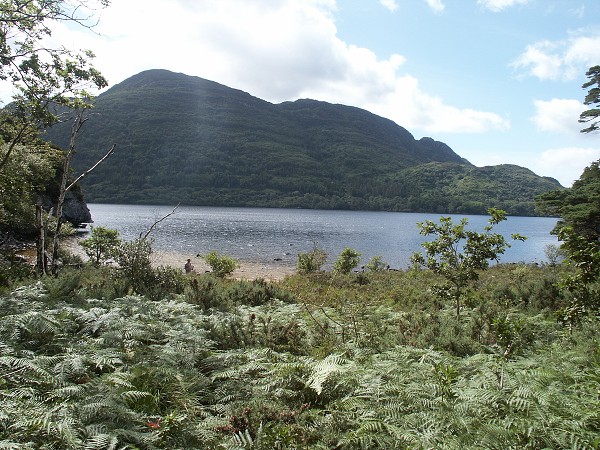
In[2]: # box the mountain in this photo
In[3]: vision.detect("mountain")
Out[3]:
[43,69,562,215]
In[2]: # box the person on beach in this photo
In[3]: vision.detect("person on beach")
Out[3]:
[184,258,194,273]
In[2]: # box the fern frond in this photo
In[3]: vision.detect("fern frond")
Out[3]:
[120,390,152,404]
[306,353,351,395]
[84,433,118,450]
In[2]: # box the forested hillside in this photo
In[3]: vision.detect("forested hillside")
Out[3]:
[43,69,562,215]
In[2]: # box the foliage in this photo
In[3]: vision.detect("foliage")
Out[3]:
[537,160,600,328]
[333,247,361,274]
[365,255,387,272]
[0,0,109,276]
[0,261,597,449]
[42,70,562,216]
[537,159,600,242]
[79,225,120,265]
[579,65,600,133]
[411,208,526,319]
[201,251,239,278]
[555,226,600,330]
[115,237,154,293]
[296,242,327,274]
[0,0,108,130]
[544,243,566,266]
[0,139,58,236]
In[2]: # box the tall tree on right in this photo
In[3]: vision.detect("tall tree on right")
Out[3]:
[578,65,600,133]
[536,65,600,329]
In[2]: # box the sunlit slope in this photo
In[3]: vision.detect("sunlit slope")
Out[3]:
[44,69,561,214]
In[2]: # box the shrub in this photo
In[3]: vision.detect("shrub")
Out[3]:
[79,225,121,265]
[411,208,526,320]
[0,253,33,289]
[143,265,186,301]
[115,237,154,294]
[297,242,327,274]
[366,255,387,272]
[333,247,361,274]
[201,251,239,278]
[225,279,295,306]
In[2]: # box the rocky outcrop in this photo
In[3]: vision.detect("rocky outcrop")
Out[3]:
[40,190,92,227]
[61,191,92,226]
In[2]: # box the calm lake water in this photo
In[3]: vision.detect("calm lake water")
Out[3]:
[86,204,559,269]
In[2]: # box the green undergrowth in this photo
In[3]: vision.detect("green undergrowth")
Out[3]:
[0,263,598,449]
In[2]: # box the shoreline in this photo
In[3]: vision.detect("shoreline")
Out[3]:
[153,250,296,281]
[58,238,296,282]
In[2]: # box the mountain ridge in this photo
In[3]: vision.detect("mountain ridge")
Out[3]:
[43,69,561,215]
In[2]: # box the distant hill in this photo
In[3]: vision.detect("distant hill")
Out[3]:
[43,69,562,215]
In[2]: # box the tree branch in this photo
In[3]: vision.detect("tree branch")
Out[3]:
[141,203,180,241]
[65,143,115,192]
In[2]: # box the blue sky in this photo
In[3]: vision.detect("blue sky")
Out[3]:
[5,0,599,186]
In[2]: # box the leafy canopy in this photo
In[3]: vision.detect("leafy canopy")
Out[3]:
[79,225,120,265]
[579,65,600,133]
[297,242,327,274]
[0,0,109,242]
[537,159,600,325]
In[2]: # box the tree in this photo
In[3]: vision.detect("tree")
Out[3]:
[48,110,114,274]
[365,255,387,272]
[0,0,109,170]
[79,225,120,265]
[411,208,526,320]
[0,1,115,275]
[536,160,600,329]
[579,65,600,133]
[536,159,600,243]
[333,247,361,274]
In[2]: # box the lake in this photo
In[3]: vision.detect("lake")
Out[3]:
[86,204,559,269]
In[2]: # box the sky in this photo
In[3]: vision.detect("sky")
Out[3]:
[8,0,600,187]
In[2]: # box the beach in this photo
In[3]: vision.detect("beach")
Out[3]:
[57,237,295,281]
[153,250,296,281]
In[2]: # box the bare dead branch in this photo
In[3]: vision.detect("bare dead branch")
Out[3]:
[141,203,180,241]
[65,143,115,192]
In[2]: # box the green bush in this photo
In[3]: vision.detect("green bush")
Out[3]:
[143,265,186,301]
[185,275,223,310]
[297,242,327,274]
[333,247,361,274]
[115,237,155,294]
[201,251,239,278]
[0,253,33,289]
[366,255,387,272]
[79,225,120,265]
[225,278,295,306]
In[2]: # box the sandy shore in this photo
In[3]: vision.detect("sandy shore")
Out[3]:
[153,250,296,282]
[57,238,295,282]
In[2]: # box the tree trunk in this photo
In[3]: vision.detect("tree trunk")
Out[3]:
[50,111,86,274]
[35,201,46,276]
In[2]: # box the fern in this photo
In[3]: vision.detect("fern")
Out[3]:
[83,433,118,450]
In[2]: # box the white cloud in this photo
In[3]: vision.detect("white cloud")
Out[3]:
[380,0,399,12]
[512,33,600,81]
[425,0,445,14]
[463,146,599,187]
[477,0,530,13]
[531,98,584,133]
[533,147,600,186]
[570,5,585,19]
[56,0,505,135]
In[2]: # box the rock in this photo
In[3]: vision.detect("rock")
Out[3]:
[62,191,92,226]
[39,190,92,227]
